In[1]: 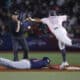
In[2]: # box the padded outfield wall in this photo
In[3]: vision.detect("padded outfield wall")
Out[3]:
[0,33,80,51]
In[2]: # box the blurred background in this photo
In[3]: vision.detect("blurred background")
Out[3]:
[0,0,80,52]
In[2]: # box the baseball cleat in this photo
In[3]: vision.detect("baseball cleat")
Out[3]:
[60,61,69,69]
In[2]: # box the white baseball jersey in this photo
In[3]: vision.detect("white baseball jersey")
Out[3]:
[41,15,72,47]
[41,15,67,32]
[0,58,31,69]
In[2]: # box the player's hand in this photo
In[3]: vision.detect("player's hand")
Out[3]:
[27,17,36,21]
[26,17,41,23]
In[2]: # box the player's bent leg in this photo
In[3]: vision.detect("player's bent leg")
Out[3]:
[54,27,72,46]
[56,28,80,47]
[0,58,31,69]
[60,35,72,46]
[12,60,31,69]
[0,58,14,68]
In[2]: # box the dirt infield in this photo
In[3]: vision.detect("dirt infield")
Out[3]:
[0,65,80,72]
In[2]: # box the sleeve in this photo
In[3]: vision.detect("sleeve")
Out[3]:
[62,15,67,21]
[59,15,68,23]
[41,18,48,24]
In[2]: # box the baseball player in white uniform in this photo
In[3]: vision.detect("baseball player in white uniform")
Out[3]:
[28,15,80,69]
[0,57,50,69]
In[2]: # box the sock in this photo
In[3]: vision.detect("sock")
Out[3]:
[13,50,18,61]
[23,48,29,59]
[61,48,66,62]
[23,51,28,59]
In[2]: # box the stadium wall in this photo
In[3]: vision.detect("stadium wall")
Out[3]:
[0,34,80,52]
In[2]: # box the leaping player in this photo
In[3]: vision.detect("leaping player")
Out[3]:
[27,13,80,69]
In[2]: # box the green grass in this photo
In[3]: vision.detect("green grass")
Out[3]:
[0,52,80,65]
[0,52,80,80]
[0,72,80,80]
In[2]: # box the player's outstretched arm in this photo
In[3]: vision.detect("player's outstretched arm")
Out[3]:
[16,21,20,32]
[11,15,21,32]
[27,17,42,23]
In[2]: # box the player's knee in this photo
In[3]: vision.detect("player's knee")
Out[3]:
[58,45,65,50]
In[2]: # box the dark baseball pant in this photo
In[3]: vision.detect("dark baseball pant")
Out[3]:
[11,35,29,61]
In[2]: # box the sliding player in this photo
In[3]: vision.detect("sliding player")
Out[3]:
[0,57,50,69]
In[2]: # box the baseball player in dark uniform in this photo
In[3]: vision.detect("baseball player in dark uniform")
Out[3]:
[0,10,29,61]
[10,11,30,61]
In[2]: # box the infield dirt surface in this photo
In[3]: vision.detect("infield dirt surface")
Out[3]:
[0,64,80,72]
